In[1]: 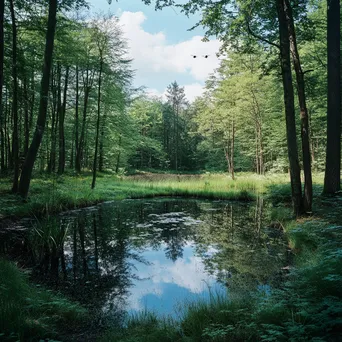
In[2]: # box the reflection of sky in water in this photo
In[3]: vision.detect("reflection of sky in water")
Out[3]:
[125,245,225,317]
[20,199,285,321]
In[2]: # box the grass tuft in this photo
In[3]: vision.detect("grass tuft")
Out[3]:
[0,258,87,341]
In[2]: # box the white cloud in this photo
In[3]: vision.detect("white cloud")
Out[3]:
[145,83,205,103]
[118,11,221,83]
[183,83,205,102]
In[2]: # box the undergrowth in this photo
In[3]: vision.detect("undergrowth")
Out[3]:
[0,258,87,341]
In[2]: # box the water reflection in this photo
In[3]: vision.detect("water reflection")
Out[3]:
[0,198,287,320]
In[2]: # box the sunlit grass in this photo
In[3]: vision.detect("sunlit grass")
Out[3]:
[0,172,325,219]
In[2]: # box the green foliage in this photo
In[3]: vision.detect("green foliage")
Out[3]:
[0,259,86,341]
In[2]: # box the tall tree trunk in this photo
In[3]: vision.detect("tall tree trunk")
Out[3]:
[285,0,313,212]
[115,135,122,174]
[10,0,19,192]
[76,69,93,173]
[276,0,303,216]
[324,0,341,194]
[231,120,235,180]
[74,66,79,171]
[58,66,69,174]
[0,0,4,172]
[175,106,178,171]
[70,125,74,168]
[92,60,103,189]
[99,111,106,172]
[224,142,231,174]
[23,77,30,155]
[48,69,57,173]
[19,0,58,198]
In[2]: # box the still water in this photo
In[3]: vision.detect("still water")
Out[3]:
[1,198,287,321]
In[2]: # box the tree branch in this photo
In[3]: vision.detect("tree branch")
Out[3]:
[246,21,281,50]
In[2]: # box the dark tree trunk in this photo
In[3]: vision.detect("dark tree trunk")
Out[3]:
[76,69,93,173]
[19,0,58,198]
[285,0,313,212]
[324,0,341,194]
[47,68,57,173]
[92,59,103,189]
[276,0,303,216]
[23,77,30,155]
[0,0,4,172]
[74,66,79,171]
[58,66,69,174]
[10,0,19,192]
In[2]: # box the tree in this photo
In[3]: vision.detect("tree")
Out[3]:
[276,0,303,215]
[0,0,4,172]
[9,0,19,192]
[324,0,341,194]
[166,81,187,171]
[285,0,312,212]
[18,0,58,198]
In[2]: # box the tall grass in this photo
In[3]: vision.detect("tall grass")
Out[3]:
[0,258,87,341]
[0,172,326,219]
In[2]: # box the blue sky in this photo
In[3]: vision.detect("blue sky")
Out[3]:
[87,0,221,101]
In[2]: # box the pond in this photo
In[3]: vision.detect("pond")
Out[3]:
[0,198,287,324]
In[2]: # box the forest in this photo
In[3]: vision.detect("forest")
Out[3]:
[0,0,341,341]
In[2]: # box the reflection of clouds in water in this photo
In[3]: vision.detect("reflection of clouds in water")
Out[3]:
[125,246,220,313]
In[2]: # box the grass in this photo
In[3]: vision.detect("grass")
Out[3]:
[0,172,284,220]
[0,258,87,341]
[0,171,325,220]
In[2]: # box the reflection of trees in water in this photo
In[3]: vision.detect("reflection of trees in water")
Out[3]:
[2,198,288,322]
[22,200,201,320]
[128,200,201,262]
[193,199,287,291]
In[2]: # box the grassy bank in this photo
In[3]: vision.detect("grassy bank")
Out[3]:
[0,172,299,220]
[100,199,342,342]
[0,258,87,341]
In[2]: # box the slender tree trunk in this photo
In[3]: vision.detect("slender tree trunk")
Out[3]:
[0,0,4,172]
[276,0,303,216]
[92,59,103,189]
[58,66,69,174]
[10,0,19,192]
[99,111,106,172]
[70,125,74,169]
[175,106,178,171]
[259,125,264,174]
[23,77,30,155]
[19,0,58,198]
[224,142,231,174]
[74,66,79,171]
[285,0,313,212]
[324,0,341,194]
[76,69,92,173]
[115,135,122,173]
[255,132,259,174]
[48,69,57,173]
[231,120,235,180]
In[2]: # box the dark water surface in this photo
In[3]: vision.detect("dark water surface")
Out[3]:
[0,198,287,322]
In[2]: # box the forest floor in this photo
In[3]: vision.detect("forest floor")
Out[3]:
[2,171,342,341]
[0,171,305,222]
